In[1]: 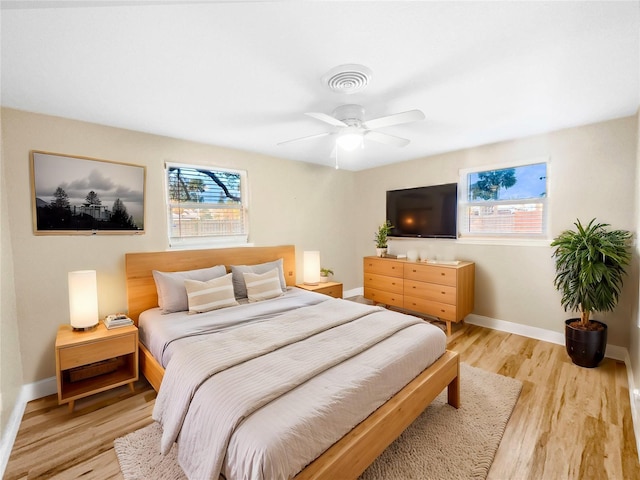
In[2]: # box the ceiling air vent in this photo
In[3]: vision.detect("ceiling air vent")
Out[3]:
[322,64,372,94]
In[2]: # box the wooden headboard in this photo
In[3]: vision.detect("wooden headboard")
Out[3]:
[125,245,296,324]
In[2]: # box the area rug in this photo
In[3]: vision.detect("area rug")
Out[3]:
[115,363,522,480]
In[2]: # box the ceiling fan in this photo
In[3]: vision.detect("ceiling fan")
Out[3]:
[278,104,425,151]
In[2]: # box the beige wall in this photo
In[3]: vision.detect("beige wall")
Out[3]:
[0,115,23,433]
[1,108,360,385]
[2,107,638,389]
[630,109,640,391]
[354,116,639,347]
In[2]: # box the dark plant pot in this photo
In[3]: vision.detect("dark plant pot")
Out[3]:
[565,319,607,368]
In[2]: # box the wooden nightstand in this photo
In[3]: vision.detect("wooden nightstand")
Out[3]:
[55,322,138,412]
[296,281,343,299]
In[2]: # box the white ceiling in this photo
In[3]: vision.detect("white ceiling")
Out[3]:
[2,1,639,171]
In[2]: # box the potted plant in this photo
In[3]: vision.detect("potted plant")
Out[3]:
[374,220,393,257]
[320,267,333,283]
[551,218,632,368]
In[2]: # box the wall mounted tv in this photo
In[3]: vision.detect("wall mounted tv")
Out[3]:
[386,183,458,239]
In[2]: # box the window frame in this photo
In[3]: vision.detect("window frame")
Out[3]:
[458,156,550,243]
[164,162,249,249]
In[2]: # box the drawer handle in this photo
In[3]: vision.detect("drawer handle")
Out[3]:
[440,309,446,313]
[441,273,445,276]
[441,291,446,294]
[412,286,417,289]
[412,269,417,273]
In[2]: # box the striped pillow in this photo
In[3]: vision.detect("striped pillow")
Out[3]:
[184,273,239,314]
[243,268,284,303]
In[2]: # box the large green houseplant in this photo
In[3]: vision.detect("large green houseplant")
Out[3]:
[551,218,632,367]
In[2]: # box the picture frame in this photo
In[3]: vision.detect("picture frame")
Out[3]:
[30,151,145,235]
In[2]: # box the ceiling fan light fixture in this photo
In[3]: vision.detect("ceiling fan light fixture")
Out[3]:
[337,128,363,151]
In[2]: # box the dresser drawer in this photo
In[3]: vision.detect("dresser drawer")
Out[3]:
[404,279,456,305]
[404,296,458,322]
[363,258,404,278]
[58,333,136,370]
[364,272,404,294]
[364,287,404,308]
[404,263,457,286]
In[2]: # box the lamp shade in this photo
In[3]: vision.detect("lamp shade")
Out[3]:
[303,251,321,285]
[68,270,99,330]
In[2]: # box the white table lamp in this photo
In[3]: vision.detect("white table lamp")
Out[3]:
[68,270,99,330]
[303,251,321,285]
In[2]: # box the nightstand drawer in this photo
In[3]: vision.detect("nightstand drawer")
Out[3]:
[316,284,343,298]
[59,333,136,370]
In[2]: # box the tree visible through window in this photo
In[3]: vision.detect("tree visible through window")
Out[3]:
[166,164,248,246]
[460,161,548,237]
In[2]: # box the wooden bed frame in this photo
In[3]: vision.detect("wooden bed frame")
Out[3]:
[125,245,460,480]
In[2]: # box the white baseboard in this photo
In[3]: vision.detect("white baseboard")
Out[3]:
[465,313,639,461]
[344,287,363,299]
[0,389,26,477]
[0,376,56,478]
[465,313,627,361]
[624,349,640,464]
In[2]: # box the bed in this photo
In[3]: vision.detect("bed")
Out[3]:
[125,245,460,480]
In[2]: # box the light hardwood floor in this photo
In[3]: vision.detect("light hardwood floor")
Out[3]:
[5,321,639,479]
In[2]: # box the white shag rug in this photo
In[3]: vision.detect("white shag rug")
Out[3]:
[115,363,522,480]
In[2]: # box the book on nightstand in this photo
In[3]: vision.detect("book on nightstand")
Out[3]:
[104,314,133,329]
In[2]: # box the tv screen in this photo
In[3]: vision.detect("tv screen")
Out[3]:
[386,183,458,239]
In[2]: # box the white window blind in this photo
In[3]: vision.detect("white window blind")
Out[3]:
[459,159,548,239]
[165,163,248,247]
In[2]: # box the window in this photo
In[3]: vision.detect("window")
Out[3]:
[459,159,548,239]
[165,163,248,247]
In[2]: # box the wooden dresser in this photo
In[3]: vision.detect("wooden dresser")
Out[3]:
[363,256,475,335]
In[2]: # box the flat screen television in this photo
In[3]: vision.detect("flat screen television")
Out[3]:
[386,183,458,239]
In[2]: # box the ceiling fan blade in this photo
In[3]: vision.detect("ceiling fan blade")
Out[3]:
[364,109,425,129]
[277,132,331,146]
[305,112,348,127]
[365,130,411,147]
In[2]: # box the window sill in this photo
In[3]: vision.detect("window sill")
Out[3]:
[169,236,251,250]
[456,237,551,247]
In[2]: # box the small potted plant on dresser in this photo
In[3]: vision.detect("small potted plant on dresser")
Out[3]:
[374,220,393,257]
[551,218,632,368]
[320,268,333,283]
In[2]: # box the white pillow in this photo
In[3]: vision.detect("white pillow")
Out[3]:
[184,274,239,314]
[231,258,286,298]
[152,265,227,313]
[243,268,284,303]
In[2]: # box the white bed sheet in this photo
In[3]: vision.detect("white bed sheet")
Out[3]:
[222,318,445,479]
[139,289,447,480]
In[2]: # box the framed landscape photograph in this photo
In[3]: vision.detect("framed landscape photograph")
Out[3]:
[30,151,145,235]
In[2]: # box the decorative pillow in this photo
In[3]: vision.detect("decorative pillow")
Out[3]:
[184,274,238,314]
[152,265,227,313]
[243,268,284,303]
[231,258,286,299]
